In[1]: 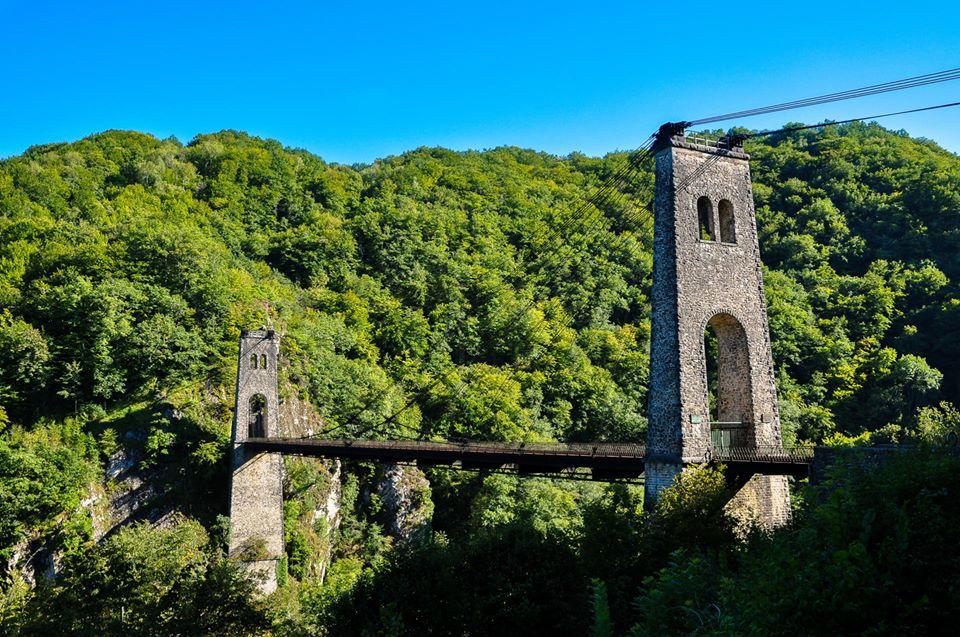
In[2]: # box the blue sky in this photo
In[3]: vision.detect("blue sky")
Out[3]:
[1,0,959,163]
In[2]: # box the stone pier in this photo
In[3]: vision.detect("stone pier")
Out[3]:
[644,133,790,527]
[228,329,285,594]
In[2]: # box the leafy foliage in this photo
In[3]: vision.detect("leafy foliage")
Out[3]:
[0,123,959,633]
[2,126,958,446]
[18,519,268,636]
[0,424,94,562]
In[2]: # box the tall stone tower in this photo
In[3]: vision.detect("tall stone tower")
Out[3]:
[228,329,284,594]
[644,131,790,527]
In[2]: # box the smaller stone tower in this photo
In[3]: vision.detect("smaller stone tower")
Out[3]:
[644,131,790,527]
[228,329,284,594]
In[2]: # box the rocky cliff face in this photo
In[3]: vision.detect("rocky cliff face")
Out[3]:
[376,463,433,542]
[311,458,342,583]
[275,382,434,548]
[278,389,343,583]
[278,389,327,439]
[90,444,165,541]
[7,536,56,587]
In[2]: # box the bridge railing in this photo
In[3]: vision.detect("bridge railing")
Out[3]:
[684,135,721,148]
[252,436,815,467]
[321,438,649,459]
[711,445,815,464]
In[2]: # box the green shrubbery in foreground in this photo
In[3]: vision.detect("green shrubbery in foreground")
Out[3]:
[4,447,957,636]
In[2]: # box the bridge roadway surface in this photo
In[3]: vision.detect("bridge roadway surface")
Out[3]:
[244,438,814,480]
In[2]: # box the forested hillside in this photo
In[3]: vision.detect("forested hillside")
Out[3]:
[1,124,959,635]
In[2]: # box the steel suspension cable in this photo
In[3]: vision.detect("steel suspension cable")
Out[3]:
[356,141,733,442]
[297,73,960,441]
[435,150,728,440]
[307,96,951,442]
[367,145,726,444]
[688,65,960,126]
[317,139,748,443]
[735,99,960,140]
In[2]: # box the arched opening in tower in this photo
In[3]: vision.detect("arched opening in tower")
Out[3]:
[703,313,753,449]
[249,393,267,438]
[718,199,736,244]
[697,196,715,241]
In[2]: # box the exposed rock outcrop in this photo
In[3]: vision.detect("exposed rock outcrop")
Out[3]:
[89,446,169,541]
[278,389,343,583]
[6,537,56,587]
[376,463,433,542]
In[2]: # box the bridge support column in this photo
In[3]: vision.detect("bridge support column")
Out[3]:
[228,329,285,595]
[725,474,791,527]
[644,461,683,507]
[644,133,790,527]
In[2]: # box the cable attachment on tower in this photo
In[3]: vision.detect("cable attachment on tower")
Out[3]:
[654,121,691,150]
[718,133,748,150]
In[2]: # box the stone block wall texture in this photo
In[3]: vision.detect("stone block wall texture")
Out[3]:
[725,474,792,529]
[644,137,790,527]
[644,461,684,501]
[810,445,919,484]
[228,329,284,595]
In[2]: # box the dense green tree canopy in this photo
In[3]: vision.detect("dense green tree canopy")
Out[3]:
[1,125,957,445]
[1,123,958,634]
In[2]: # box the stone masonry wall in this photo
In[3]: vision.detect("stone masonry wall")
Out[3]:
[228,329,285,595]
[645,137,789,526]
[725,474,792,529]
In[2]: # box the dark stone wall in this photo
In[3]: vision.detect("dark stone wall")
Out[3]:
[810,445,913,484]
[645,137,790,526]
[228,329,284,595]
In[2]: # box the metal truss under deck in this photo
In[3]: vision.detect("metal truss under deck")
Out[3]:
[244,438,814,480]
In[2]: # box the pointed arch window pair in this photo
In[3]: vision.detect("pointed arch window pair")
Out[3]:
[697,196,737,244]
[249,353,268,369]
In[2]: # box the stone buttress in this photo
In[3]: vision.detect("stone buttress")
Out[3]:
[228,329,285,594]
[644,134,790,527]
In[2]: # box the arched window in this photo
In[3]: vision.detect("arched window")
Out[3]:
[260,353,268,369]
[697,196,715,241]
[718,199,736,244]
[250,353,258,369]
[249,394,267,438]
[703,313,753,449]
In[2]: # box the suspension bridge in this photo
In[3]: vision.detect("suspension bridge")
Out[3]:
[226,65,960,594]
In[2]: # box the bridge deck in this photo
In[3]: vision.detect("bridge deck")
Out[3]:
[244,438,814,479]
